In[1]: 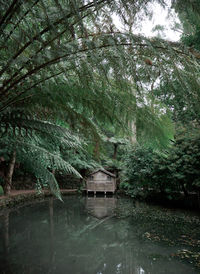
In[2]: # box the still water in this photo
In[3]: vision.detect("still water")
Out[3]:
[0,196,199,274]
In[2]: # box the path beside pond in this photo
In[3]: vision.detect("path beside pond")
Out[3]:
[0,189,77,199]
[0,189,77,209]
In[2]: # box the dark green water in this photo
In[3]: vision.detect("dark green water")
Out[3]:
[0,196,199,274]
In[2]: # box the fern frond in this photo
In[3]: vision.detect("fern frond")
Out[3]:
[0,109,82,147]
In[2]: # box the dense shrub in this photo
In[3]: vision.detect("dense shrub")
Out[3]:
[0,185,4,195]
[121,130,200,198]
[120,146,155,197]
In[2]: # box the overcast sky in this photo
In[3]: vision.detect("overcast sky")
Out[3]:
[113,1,181,41]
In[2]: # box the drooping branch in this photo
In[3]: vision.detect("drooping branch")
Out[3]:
[4,0,40,43]
[0,0,19,28]
[0,0,107,78]
[1,36,199,98]
[0,11,92,92]
[0,70,64,112]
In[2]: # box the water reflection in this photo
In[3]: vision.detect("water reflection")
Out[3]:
[2,212,10,255]
[86,196,116,219]
[0,196,199,274]
[1,211,11,273]
[49,197,56,272]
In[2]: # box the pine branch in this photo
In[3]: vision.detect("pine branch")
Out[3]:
[0,70,63,112]
[4,0,40,43]
[0,0,19,28]
[1,33,199,99]
[0,0,107,78]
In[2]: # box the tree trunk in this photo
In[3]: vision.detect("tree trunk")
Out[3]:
[113,143,118,159]
[129,121,137,144]
[3,150,16,195]
[181,183,189,197]
[197,189,200,209]
[93,139,100,160]
[80,168,86,186]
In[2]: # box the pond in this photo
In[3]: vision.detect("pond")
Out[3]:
[0,196,199,274]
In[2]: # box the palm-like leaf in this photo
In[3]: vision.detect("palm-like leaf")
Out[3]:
[0,109,82,198]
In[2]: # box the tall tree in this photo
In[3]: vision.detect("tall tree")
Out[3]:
[1,0,200,196]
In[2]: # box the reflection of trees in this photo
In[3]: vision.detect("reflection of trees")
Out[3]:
[48,197,55,274]
[3,212,10,255]
[0,211,13,273]
[0,197,199,274]
[51,198,147,273]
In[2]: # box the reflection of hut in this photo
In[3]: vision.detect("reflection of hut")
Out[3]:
[86,197,116,219]
[86,169,116,195]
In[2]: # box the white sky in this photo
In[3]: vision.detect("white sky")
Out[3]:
[113,1,181,42]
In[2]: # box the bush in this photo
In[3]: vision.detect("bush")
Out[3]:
[0,185,4,196]
[121,129,200,198]
[121,146,156,197]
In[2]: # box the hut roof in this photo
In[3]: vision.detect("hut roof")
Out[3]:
[88,169,116,178]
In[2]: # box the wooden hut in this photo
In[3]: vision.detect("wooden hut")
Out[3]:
[86,169,116,195]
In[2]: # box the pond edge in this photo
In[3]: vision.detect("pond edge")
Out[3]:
[0,189,77,210]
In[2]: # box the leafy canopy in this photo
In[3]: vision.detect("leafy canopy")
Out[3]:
[1,0,200,196]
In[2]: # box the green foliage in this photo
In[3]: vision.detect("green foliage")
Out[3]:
[173,0,200,51]
[0,109,82,199]
[169,128,200,191]
[154,80,200,124]
[182,30,200,51]
[1,0,200,128]
[62,146,100,171]
[122,128,200,198]
[121,145,156,197]
[136,108,175,149]
[0,184,4,195]
[1,0,200,197]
